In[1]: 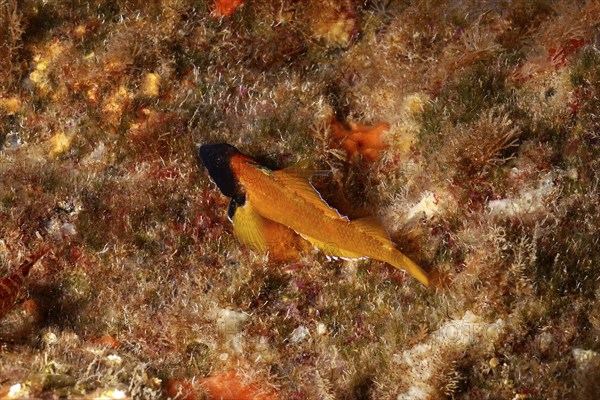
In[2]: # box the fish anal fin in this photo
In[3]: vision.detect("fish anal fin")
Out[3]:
[301,234,365,260]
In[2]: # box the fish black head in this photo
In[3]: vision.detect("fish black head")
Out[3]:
[198,143,242,199]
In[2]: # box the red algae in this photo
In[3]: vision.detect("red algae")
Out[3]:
[0,247,48,321]
[212,0,245,18]
[200,371,278,400]
[166,372,278,400]
[90,335,122,349]
[166,380,198,400]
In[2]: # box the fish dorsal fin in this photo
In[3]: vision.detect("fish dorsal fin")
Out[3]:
[231,201,268,253]
[273,169,344,220]
[351,217,392,247]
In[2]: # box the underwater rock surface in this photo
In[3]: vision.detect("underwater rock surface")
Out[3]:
[1,0,600,398]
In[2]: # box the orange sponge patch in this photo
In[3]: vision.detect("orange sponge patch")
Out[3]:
[330,117,390,161]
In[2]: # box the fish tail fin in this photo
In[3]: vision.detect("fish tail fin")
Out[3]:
[389,249,430,287]
[350,217,430,286]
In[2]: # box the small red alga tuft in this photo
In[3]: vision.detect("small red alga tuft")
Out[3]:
[211,0,244,18]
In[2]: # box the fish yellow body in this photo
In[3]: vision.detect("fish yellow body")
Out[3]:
[199,144,429,286]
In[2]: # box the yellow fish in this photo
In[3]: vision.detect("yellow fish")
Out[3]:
[199,143,430,286]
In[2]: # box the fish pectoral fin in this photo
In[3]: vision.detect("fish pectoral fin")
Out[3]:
[300,234,365,260]
[274,170,345,220]
[231,201,269,253]
[232,200,309,262]
[351,217,392,247]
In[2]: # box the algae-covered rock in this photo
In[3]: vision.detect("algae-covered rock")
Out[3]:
[1,0,600,398]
